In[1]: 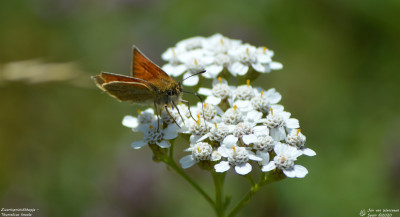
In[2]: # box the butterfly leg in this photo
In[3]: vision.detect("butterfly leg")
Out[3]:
[154,101,161,131]
[164,104,181,128]
[180,100,196,122]
[182,91,206,122]
[172,101,185,125]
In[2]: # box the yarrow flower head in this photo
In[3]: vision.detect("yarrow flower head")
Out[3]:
[99,34,317,217]
[121,34,315,185]
[162,33,283,86]
[198,77,232,105]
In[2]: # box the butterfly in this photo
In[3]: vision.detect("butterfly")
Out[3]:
[92,46,204,128]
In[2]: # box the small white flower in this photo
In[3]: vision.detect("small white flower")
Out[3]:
[180,142,221,169]
[162,62,187,77]
[131,123,179,149]
[162,46,186,64]
[224,112,268,146]
[227,44,283,75]
[222,105,243,125]
[198,77,232,105]
[176,36,206,51]
[250,88,282,113]
[180,114,209,143]
[285,129,316,156]
[193,102,223,122]
[253,134,275,153]
[215,145,262,175]
[122,108,156,132]
[263,108,299,141]
[262,143,308,178]
[204,53,232,78]
[202,33,242,54]
[235,82,255,101]
[227,44,257,76]
[198,122,233,143]
[161,47,187,77]
[177,50,214,86]
[253,131,275,166]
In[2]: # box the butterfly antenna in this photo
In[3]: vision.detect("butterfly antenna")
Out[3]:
[182,70,206,82]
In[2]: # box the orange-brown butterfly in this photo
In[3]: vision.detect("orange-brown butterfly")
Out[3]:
[92,46,204,128]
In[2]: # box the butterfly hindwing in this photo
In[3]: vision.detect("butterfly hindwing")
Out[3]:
[93,72,156,103]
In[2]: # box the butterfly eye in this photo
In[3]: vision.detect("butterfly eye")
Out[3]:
[167,90,173,96]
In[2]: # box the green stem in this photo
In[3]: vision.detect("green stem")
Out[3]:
[164,158,216,211]
[227,171,286,217]
[212,172,226,217]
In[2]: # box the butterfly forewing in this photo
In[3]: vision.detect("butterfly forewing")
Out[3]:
[131,46,176,90]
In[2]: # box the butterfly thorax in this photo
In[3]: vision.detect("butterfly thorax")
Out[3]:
[154,81,183,110]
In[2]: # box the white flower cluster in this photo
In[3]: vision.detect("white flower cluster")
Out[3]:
[122,34,315,178]
[123,77,315,178]
[161,33,283,86]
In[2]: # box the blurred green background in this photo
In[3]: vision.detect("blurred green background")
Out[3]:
[1,0,399,216]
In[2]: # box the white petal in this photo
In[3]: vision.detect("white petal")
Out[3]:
[198,87,212,96]
[294,165,308,178]
[248,152,263,161]
[235,100,251,112]
[217,146,230,158]
[122,116,139,128]
[197,134,209,142]
[261,161,276,172]
[235,163,252,175]
[246,110,263,123]
[212,77,228,85]
[205,65,223,78]
[303,148,316,156]
[162,64,187,77]
[242,134,258,145]
[286,118,300,129]
[279,111,291,120]
[252,63,267,73]
[190,135,203,143]
[283,169,296,178]
[257,54,271,63]
[163,125,179,140]
[228,62,249,76]
[257,151,270,165]
[270,61,283,70]
[253,126,269,136]
[267,89,281,104]
[222,135,238,147]
[131,140,147,149]
[271,104,284,111]
[211,151,222,161]
[180,155,196,169]
[215,161,230,173]
[156,140,170,148]
[270,127,286,141]
[205,95,221,105]
[182,72,199,86]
